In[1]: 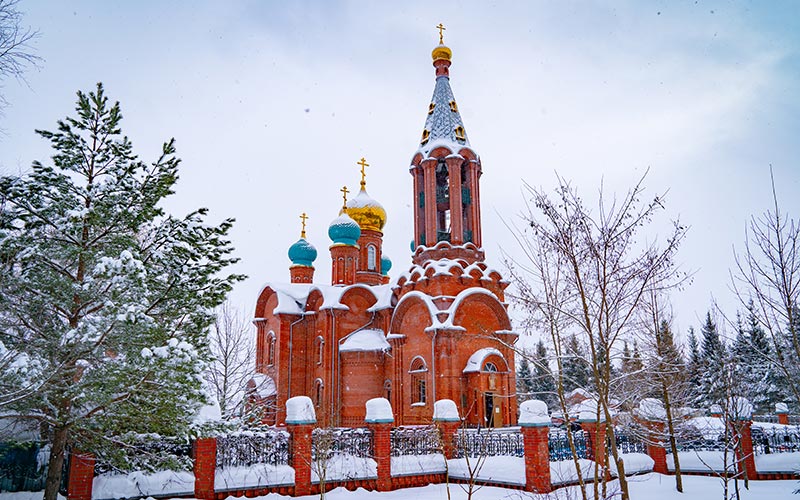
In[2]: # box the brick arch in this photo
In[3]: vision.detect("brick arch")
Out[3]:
[339,285,378,315]
[389,292,435,335]
[254,285,279,319]
[449,289,511,334]
[305,289,324,313]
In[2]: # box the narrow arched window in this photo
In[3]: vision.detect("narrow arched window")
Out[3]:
[384,379,392,402]
[367,244,377,271]
[267,331,276,366]
[315,336,325,365]
[409,356,428,405]
[484,362,498,373]
[314,378,324,408]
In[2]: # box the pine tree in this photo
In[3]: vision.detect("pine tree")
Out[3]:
[562,333,591,392]
[0,84,244,500]
[529,339,557,408]
[685,327,703,408]
[516,355,534,402]
[695,312,727,408]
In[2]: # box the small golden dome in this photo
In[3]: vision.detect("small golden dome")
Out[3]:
[345,187,387,232]
[432,44,452,62]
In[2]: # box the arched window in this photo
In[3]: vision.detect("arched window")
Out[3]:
[315,336,325,365]
[409,356,428,405]
[267,331,276,366]
[367,244,377,271]
[484,362,498,373]
[384,379,392,402]
[454,125,466,141]
[313,378,324,408]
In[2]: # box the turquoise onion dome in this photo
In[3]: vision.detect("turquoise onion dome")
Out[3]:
[328,213,361,246]
[288,237,317,267]
[381,253,392,276]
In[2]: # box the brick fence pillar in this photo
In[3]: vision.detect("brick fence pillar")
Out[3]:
[193,438,217,500]
[287,396,316,497]
[776,403,789,425]
[732,420,757,480]
[365,397,394,491]
[519,399,551,493]
[67,451,95,500]
[644,420,668,474]
[433,399,461,460]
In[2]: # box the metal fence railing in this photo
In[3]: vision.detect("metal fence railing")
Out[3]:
[390,426,440,456]
[752,414,800,425]
[614,430,647,455]
[0,442,48,492]
[311,428,372,461]
[216,430,291,468]
[752,427,800,455]
[453,429,524,458]
[548,429,588,461]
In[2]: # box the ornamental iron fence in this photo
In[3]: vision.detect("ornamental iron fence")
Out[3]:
[453,428,524,458]
[216,430,290,468]
[311,428,373,461]
[390,426,440,456]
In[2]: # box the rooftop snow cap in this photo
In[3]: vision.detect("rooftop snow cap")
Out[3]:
[288,237,317,267]
[328,213,361,246]
[433,399,460,422]
[519,400,551,427]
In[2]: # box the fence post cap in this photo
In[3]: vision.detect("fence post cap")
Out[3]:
[286,396,316,425]
[519,399,550,427]
[776,402,789,414]
[365,397,394,423]
[636,398,666,422]
[433,399,460,422]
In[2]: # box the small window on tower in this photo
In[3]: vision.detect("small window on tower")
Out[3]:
[267,331,276,366]
[449,100,458,112]
[428,103,435,115]
[421,129,430,145]
[367,244,377,271]
[409,356,428,405]
[454,126,466,141]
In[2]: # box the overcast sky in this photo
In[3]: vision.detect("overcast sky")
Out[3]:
[1,1,799,348]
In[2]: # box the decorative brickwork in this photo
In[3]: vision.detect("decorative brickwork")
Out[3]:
[193,437,217,500]
[288,423,313,496]
[522,425,551,493]
[67,452,95,500]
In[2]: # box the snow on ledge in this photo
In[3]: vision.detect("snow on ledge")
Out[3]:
[340,328,391,352]
[636,398,666,421]
[776,402,789,413]
[365,398,394,423]
[286,396,316,424]
[433,399,460,421]
[463,347,504,373]
[519,400,550,427]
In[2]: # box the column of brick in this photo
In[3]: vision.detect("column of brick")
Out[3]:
[368,422,392,491]
[581,421,607,468]
[435,420,460,459]
[733,420,757,480]
[67,452,95,500]
[521,424,551,493]
[289,423,314,496]
[643,421,668,474]
[777,403,789,425]
[193,437,217,500]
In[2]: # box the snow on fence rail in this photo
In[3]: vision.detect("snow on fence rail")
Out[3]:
[216,429,290,468]
[390,425,440,456]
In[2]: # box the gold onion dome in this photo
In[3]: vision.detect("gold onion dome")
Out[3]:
[345,188,386,232]
[431,44,452,62]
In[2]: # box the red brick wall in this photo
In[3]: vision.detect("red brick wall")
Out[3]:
[193,438,216,500]
[67,452,95,500]
[522,426,551,493]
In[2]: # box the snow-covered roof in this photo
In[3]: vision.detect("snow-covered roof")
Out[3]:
[339,328,391,353]
[259,282,395,316]
[416,70,471,158]
[395,287,506,333]
[463,347,505,373]
[397,257,503,286]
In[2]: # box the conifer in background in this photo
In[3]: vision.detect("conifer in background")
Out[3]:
[695,312,727,408]
[0,84,244,500]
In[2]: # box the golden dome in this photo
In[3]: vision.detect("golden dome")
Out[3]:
[432,44,452,62]
[345,187,386,232]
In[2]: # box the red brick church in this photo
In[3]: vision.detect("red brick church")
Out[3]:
[250,35,518,428]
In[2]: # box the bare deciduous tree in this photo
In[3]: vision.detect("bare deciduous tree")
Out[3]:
[508,172,687,500]
[0,0,40,109]
[206,301,255,420]
[732,168,800,410]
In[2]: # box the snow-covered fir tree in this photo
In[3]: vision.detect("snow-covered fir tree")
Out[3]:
[529,339,557,407]
[695,312,727,408]
[0,84,244,500]
[562,333,591,392]
[516,355,534,402]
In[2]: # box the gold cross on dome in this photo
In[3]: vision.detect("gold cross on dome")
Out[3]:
[358,157,369,188]
[436,23,446,44]
[340,185,350,210]
[299,212,309,238]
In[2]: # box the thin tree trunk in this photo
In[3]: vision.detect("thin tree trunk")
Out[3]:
[44,425,69,500]
[662,380,682,492]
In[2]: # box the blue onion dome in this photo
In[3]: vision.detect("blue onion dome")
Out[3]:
[288,238,317,267]
[381,253,392,276]
[410,239,416,251]
[328,213,361,246]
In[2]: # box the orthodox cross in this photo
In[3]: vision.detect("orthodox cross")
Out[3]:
[300,212,309,238]
[358,157,369,188]
[340,185,350,211]
[437,23,446,44]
